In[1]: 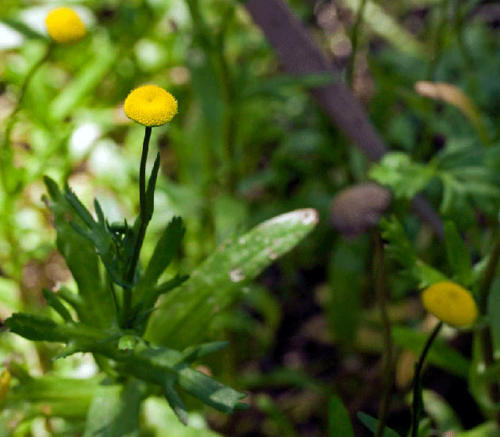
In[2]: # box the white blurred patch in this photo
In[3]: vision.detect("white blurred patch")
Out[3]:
[72,355,98,379]
[0,23,24,49]
[88,138,127,183]
[69,122,101,160]
[20,5,95,37]
[135,39,163,70]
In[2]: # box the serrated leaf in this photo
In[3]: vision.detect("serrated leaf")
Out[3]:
[43,177,115,327]
[357,412,401,437]
[5,313,65,342]
[328,395,354,437]
[146,209,318,348]
[370,152,435,200]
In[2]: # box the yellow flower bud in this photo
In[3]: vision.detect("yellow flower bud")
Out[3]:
[0,369,11,403]
[45,7,86,44]
[124,85,178,127]
[421,281,478,327]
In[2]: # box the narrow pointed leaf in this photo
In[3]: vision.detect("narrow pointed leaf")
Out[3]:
[42,289,73,322]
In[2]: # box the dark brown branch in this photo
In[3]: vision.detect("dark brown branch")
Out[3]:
[244,0,444,239]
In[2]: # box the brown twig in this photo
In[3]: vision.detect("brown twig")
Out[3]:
[244,0,444,239]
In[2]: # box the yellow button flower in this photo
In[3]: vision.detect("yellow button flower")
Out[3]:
[0,369,11,403]
[124,85,178,127]
[45,7,86,44]
[421,281,478,327]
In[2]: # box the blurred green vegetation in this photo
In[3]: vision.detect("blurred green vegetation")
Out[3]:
[0,0,499,436]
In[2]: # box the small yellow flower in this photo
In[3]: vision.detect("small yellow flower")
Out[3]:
[45,7,86,44]
[0,369,11,403]
[421,281,478,327]
[124,85,178,127]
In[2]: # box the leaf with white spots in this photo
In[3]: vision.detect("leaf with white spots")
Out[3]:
[146,209,318,348]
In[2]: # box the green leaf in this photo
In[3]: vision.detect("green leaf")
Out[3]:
[146,209,318,348]
[392,326,470,378]
[8,375,101,419]
[444,222,473,287]
[142,397,222,436]
[380,217,447,288]
[5,313,65,342]
[488,277,500,354]
[43,288,73,322]
[177,367,246,414]
[116,343,246,416]
[135,217,185,305]
[0,18,48,40]
[327,240,365,347]
[357,412,401,437]
[241,72,335,99]
[144,152,161,222]
[370,152,435,200]
[422,390,462,433]
[180,341,229,364]
[49,38,117,121]
[456,422,499,437]
[328,395,354,437]
[83,380,143,437]
[163,381,188,425]
[339,0,426,58]
[43,177,114,328]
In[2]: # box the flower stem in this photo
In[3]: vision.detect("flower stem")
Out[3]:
[372,231,394,437]
[411,321,443,437]
[124,126,152,321]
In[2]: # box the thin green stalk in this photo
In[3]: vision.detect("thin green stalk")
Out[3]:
[411,321,443,437]
[124,126,152,321]
[477,236,500,423]
[0,43,52,281]
[347,0,368,87]
[373,231,394,437]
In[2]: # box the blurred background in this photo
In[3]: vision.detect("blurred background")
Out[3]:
[0,0,499,435]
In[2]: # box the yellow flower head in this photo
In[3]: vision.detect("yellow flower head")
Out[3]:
[421,281,478,327]
[45,7,86,44]
[124,85,178,127]
[0,369,11,403]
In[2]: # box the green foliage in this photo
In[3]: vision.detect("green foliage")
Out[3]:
[0,0,499,435]
[357,412,401,437]
[147,209,318,348]
[328,395,354,437]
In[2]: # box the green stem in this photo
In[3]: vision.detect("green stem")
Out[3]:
[347,0,367,87]
[124,126,152,321]
[411,321,443,437]
[0,43,52,281]
[477,235,500,423]
[373,232,394,437]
